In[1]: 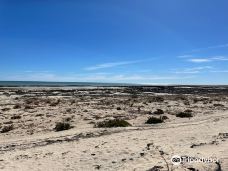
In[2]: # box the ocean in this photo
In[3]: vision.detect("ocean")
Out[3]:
[0,81,136,87]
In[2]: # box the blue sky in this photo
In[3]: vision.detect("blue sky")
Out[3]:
[0,0,228,84]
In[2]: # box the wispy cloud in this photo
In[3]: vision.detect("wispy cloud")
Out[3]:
[188,59,211,63]
[187,56,228,63]
[173,66,212,74]
[210,70,228,73]
[24,70,52,73]
[177,55,193,58]
[102,75,193,81]
[190,43,228,53]
[84,59,152,71]
[211,56,228,61]
[1,71,193,83]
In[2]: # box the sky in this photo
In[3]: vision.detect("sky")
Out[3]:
[0,0,228,84]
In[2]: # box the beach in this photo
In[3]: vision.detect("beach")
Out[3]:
[0,86,228,171]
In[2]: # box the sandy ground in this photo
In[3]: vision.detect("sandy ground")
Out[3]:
[0,86,227,171]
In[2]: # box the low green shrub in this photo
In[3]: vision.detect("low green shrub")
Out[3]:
[176,110,193,118]
[145,117,163,124]
[1,125,14,133]
[54,122,72,132]
[153,109,164,115]
[95,119,131,128]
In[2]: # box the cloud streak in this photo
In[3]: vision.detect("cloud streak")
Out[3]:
[173,66,212,74]
[188,59,211,63]
[1,71,193,83]
[190,43,228,53]
[210,70,228,73]
[187,56,228,63]
[84,59,153,71]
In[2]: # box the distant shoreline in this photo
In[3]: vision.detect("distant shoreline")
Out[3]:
[0,81,228,88]
[0,81,137,87]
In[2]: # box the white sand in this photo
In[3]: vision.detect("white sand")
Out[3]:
[0,87,227,171]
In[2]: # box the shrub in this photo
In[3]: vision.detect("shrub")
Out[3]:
[176,110,193,118]
[64,117,72,122]
[145,117,163,124]
[153,109,164,115]
[66,108,72,113]
[11,115,21,120]
[24,105,34,110]
[184,109,193,113]
[193,98,199,103]
[126,88,138,99]
[95,119,131,128]
[116,107,122,110]
[160,115,169,120]
[15,90,24,95]
[213,103,224,107]
[54,122,72,132]
[50,99,61,106]
[70,99,76,104]
[25,98,34,105]
[131,93,138,99]
[146,166,163,171]
[13,104,21,109]
[184,100,190,106]
[149,96,164,103]
[1,125,14,133]
[1,108,11,112]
